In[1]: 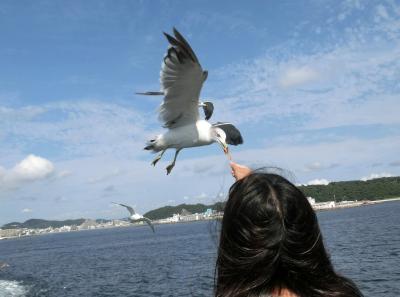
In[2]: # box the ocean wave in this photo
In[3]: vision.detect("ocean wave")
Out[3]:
[0,280,28,297]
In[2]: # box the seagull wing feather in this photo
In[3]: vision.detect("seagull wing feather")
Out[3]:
[112,202,136,216]
[158,29,207,129]
[142,217,155,233]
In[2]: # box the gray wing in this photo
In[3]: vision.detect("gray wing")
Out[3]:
[158,28,208,129]
[212,122,243,145]
[142,217,155,233]
[112,202,136,216]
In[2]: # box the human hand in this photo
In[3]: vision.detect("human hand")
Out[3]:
[230,162,252,180]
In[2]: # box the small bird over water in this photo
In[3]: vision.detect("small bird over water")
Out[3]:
[112,202,155,233]
[0,261,9,269]
[138,28,243,174]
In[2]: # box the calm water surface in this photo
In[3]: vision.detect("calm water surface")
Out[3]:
[0,201,399,297]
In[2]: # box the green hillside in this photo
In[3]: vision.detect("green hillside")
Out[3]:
[144,177,400,220]
[144,202,224,220]
[299,176,400,202]
[1,218,86,230]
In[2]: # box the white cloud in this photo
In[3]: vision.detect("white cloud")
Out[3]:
[0,101,150,159]
[361,172,393,181]
[0,154,55,189]
[389,161,400,167]
[0,166,5,179]
[21,208,32,213]
[279,66,319,88]
[376,4,389,20]
[213,43,400,129]
[305,178,330,186]
[87,168,123,184]
[103,185,115,192]
[228,135,400,184]
[0,105,46,121]
[195,192,208,200]
[12,155,54,181]
[304,162,339,172]
[57,170,72,178]
[208,7,400,130]
[305,162,324,171]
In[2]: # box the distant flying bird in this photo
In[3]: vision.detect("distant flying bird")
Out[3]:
[0,261,9,269]
[112,202,155,233]
[138,28,243,174]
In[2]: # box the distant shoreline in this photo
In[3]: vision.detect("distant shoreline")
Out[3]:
[1,198,399,241]
[311,197,400,213]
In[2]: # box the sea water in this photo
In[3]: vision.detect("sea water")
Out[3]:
[0,201,399,297]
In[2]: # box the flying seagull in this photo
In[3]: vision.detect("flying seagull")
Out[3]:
[0,261,9,270]
[112,202,155,233]
[138,28,243,174]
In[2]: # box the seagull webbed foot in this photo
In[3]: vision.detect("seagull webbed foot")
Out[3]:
[165,149,181,175]
[166,164,175,175]
[151,157,161,166]
[151,150,166,167]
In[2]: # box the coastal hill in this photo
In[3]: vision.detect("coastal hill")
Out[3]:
[2,218,86,230]
[2,177,399,229]
[299,176,400,202]
[0,219,113,230]
[143,202,225,220]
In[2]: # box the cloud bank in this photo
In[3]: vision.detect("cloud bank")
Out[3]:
[305,178,330,186]
[361,172,393,181]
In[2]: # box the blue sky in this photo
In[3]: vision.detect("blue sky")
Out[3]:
[0,0,399,224]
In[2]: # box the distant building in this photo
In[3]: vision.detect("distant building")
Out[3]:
[180,213,200,222]
[313,201,336,210]
[111,220,130,227]
[204,208,213,217]
[59,225,71,232]
[307,197,339,210]
[79,219,97,230]
[307,197,316,205]
[180,208,192,216]
[0,228,22,238]
[171,214,180,222]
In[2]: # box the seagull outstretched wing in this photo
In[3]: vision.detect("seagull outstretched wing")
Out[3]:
[158,28,208,129]
[112,202,136,216]
[142,217,155,233]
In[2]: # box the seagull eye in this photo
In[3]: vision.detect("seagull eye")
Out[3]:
[216,133,220,137]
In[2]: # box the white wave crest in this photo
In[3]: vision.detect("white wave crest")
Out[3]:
[0,280,28,297]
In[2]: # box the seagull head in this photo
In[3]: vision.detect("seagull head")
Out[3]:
[211,127,229,154]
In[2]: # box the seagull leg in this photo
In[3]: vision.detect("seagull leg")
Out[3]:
[166,148,182,175]
[151,150,166,166]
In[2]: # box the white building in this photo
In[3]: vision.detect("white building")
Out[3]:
[307,197,316,205]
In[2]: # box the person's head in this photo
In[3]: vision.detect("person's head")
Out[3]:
[215,171,363,297]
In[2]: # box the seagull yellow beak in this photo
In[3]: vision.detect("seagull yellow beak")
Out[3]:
[217,140,229,154]
[224,145,229,155]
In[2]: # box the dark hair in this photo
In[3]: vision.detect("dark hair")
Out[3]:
[215,172,363,297]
